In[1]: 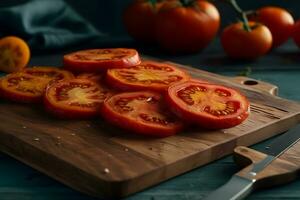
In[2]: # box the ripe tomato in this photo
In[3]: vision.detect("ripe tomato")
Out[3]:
[77,73,103,83]
[250,7,294,48]
[221,22,272,59]
[0,73,50,103]
[293,20,300,48]
[166,81,250,129]
[106,61,190,92]
[123,0,162,43]
[63,48,141,73]
[23,67,74,83]
[101,91,183,137]
[44,79,114,119]
[0,36,30,73]
[155,0,220,53]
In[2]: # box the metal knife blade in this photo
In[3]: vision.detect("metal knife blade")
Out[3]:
[202,123,300,200]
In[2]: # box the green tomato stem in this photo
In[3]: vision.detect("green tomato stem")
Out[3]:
[229,0,251,32]
[179,0,193,7]
[148,0,157,8]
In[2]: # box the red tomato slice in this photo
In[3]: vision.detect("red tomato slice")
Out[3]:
[166,81,250,129]
[106,61,190,92]
[23,66,74,83]
[101,91,183,137]
[63,48,141,73]
[0,73,50,103]
[77,73,103,83]
[44,78,114,119]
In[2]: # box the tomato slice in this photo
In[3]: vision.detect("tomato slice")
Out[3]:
[44,78,114,119]
[0,73,50,103]
[106,61,190,92]
[23,66,74,83]
[166,80,250,129]
[0,36,30,73]
[77,73,103,83]
[63,48,141,73]
[101,91,183,137]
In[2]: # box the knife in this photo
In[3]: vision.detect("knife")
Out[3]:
[202,124,300,200]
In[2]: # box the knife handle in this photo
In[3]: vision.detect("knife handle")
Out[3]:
[202,175,254,200]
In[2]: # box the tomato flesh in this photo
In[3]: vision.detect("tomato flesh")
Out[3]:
[101,91,183,137]
[0,73,49,103]
[106,61,190,91]
[77,73,103,83]
[44,79,113,119]
[166,81,250,129]
[63,48,141,73]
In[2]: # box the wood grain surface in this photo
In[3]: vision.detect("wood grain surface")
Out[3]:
[0,62,299,198]
[233,144,300,190]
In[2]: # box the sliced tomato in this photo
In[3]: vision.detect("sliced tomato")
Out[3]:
[101,91,183,137]
[0,36,30,73]
[106,61,190,92]
[0,73,50,103]
[44,78,114,119]
[166,81,250,129]
[77,73,103,83]
[63,48,141,73]
[23,66,74,83]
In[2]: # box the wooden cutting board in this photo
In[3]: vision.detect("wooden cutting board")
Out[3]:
[0,61,299,199]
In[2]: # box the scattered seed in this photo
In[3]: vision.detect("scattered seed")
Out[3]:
[57,136,61,139]
[146,97,152,102]
[22,126,27,129]
[71,133,76,136]
[33,138,40,141]
[124,148,129,152]
[103,168,110,174]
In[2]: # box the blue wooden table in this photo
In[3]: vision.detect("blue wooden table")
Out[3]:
[0,39,299,200]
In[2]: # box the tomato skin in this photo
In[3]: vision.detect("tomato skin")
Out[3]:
[23,67,74,82]
[166,81,250,129]
[101,91,183,137]
[44,78,113,119]
[106,61,190,92]
[44,94,96,119]
[155,0,220,53]
[63,48,141,73]
[250,7,294,48]
[0,36,30,73]
[123,0,162,43]
[221,22,272,59]
[293,20,300,48]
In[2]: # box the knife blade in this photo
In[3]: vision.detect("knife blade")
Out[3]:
[202,123,300,200]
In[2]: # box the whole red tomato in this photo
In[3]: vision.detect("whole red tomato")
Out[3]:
[293,20,300,48]
[221,22,272,59]
[250,6,294,48]
[123,0,162,43]
[155,0,220,53]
